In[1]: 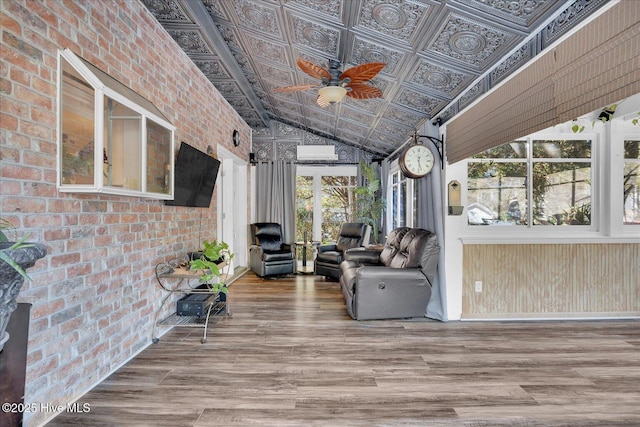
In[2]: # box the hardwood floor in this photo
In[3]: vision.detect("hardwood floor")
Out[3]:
[49,273,640,426]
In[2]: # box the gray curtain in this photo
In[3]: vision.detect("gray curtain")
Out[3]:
[255,160,297,244]
[416,137,447,321]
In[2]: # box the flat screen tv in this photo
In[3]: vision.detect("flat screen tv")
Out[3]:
[165,142,220,207]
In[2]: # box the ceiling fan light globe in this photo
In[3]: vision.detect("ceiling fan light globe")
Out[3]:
[318,86,347,104]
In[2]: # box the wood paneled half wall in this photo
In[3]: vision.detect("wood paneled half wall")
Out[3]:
[462,243,640,319]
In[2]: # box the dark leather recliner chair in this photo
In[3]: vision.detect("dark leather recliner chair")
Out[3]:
[339,227,439,320]
[314,222,370,280]
[249,222,295,277]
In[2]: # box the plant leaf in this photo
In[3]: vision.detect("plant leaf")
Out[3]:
[0,250,31,280]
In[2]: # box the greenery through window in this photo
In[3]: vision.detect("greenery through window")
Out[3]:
[624,140,640,225]
[295,167,357,245]
[468,139,592,226]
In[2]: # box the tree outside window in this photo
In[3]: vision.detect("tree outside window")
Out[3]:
[624,140,640,225]
[468,139,592,226]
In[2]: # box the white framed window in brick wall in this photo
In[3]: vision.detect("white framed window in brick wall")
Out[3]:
[57,49,175,199]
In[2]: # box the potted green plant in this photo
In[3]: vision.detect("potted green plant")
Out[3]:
[0,219,47,352]
[189,239,234,294]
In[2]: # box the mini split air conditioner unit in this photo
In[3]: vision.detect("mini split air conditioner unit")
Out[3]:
[296,145,338,161]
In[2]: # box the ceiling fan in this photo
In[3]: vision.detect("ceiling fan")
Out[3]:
[275,58,385,107]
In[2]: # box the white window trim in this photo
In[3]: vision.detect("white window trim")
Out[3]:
[57,49,175,199]
[453,93,640,244]
[297,165,357,242]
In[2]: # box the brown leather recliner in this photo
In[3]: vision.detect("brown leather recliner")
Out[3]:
[339,227,439,320]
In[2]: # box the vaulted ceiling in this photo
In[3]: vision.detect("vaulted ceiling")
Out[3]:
[142,0,606,159]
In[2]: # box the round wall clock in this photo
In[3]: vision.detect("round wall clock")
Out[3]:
[399,144,435,178]
[232,129,240,147]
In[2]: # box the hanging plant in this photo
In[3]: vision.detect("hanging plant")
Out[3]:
[571,119,585,133]
[597,104,617,123]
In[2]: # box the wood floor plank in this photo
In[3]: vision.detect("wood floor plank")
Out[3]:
[49,272,640,426]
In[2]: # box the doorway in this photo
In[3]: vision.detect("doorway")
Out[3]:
[216,146,248,273]
[296,165,357,243]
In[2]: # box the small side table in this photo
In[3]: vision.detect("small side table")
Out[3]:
[294,241,319,274]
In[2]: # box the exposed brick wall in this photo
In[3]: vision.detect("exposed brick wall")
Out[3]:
[0,1,250,425]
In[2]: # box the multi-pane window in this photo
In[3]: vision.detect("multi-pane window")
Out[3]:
[295,166,357,243]
[468,139,592,227]
[321,175,357,242]
[58,49,174,199]
[624,139,640,225]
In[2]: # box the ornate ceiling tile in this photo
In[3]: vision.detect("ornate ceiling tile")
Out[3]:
[336,144,356,162]
[366,131,399,149]
[238,110,263,124]
[491,42,532,84]
[202,0,228,21]
[458,0,555,26]
[458,79,485,110]
[285,0,342,19]
[252,126,273,137]
[342,96,383,114]
[215,24,243,52]
[291,15,340,55]
[242,34,289,65]
[437,103,458,123]
[167,29,212,54]
[427,14,515,70]
[231,1,281,38]
[253,61,293,84]
[542,0,608,47]
[337,118,370,134]
[382,104,426,128]
[358,0,431,44]
[304,133,329,145]
[275,122,302,138]
[146,0,608,157]
[193,59,230,79]
[227,97,253,111]
[142,0,191,22]
[212,81,243,96]
[336,128,367,145]
[252,140,274,161]
[278,141,297,160]
[408,59,470,97]
[306,118,336,135]
[395,86,446,115]
[350,37,404,75]
[340,106,376,126]
[376,118,413,137]
[232,52,255,74]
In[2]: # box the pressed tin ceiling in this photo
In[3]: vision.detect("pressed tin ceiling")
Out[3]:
[142,0,607,159]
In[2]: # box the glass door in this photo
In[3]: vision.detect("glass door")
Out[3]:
[295,166,357,267]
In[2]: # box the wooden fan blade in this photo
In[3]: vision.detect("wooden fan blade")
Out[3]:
[346,83,383,99]
[316,94,329,108]
[274,84,318,93]
[297,58,331,80]
[340,62,386,84]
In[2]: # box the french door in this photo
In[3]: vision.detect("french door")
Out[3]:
[296,166,357,243]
